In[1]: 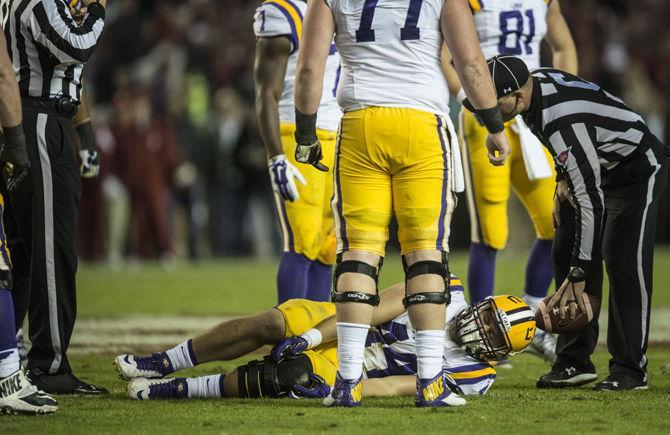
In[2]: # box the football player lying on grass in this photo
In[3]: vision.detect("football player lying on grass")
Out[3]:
[114,276,536,401]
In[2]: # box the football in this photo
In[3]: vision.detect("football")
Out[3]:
[534,292,600,334]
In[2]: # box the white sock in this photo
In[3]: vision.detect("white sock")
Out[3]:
[185,374,224,398]
[523,294,544,311]
[336,322,370,380]
[415,330,445,380]
[0,348,20,378]
[165,339,197,371]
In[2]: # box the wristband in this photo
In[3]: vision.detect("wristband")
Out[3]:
[2,125,26,150]
[294,109,318,145]
[476,106,505,134]
[75,121,96,151]
[300,328,323,349]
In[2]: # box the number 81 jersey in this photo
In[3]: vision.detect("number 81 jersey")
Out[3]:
[470,0,550,70]
[326,0,449,116]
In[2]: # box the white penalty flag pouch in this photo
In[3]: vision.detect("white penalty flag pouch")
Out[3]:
[446,116,465,193]
[516,115,553,181]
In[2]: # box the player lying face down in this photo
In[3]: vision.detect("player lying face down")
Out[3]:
[114,277,536,401]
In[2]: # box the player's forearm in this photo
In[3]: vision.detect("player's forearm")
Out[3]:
[294,66,324,115]
[255,91,284,158]
[0,36,22,128]
[552,48,578,75]
[315,315,337,343]
[441,0,498,110]
[73,86,92,126]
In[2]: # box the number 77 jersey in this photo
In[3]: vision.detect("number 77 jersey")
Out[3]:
[470,0,550,70]
[326,0,450,116]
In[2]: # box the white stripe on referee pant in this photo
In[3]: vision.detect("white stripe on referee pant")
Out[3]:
[637,148,661,372]
[36,113,62,374]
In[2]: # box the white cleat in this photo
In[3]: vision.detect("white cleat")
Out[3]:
[0,370,58,415]
[527,329,557,363]
[114,353,169,380]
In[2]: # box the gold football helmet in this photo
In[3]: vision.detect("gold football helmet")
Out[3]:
[450,295,536,361]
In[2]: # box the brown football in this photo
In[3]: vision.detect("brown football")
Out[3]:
[534,292,600,334]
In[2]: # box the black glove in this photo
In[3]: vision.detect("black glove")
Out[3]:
[294,109,328,172]
[1,125,29,192]
[76,121,100,178]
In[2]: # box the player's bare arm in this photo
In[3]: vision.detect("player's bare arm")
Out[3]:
[254,36,291,159]
[292,0,334,171]
[545,0,577,75]
[440,0,509,165]
[0,28,28,191]
[440,44,463,100]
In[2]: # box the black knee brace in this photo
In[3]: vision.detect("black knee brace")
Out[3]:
[237,354,313,398]
[402,252,450,308]
[331,254,383,307]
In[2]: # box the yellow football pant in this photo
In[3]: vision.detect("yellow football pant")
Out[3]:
[277,299,338,385]
[333,107,456,256]
[459,109,555,250]
[275,123,337,265]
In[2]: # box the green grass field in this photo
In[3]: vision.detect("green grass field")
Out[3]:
[4,248,670,434]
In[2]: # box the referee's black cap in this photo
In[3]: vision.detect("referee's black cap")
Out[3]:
[462,55,530,112]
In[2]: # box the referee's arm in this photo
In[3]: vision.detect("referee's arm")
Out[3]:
[549,128,605,277]
[25,0,106,63]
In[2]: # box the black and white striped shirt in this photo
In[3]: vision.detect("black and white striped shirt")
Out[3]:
[522,68,655,273]
[3,0,105,103]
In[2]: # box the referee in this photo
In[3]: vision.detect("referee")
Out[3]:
[463,55,669,391]
[4,0,106,394]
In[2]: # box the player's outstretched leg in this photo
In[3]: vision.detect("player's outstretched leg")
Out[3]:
[115,309,285,379]
[128,374,224,401]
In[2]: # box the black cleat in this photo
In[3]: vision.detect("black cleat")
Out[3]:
[593,374,647,391]
[536,363,597,388]
[27,368,109,395]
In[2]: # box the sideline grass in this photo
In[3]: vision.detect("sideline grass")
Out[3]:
[3,350,670,434]
[76,248,670,317]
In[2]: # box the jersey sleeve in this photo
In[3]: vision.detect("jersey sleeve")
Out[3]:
[253,2,300,53]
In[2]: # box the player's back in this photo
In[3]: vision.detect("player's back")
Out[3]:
[470,0,550,69]
[327,0,449,116]
[254,0,341,131]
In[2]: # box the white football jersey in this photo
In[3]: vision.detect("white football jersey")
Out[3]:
[253,0,342,132]
[325,0,449,116]
[363,277,495,395]
[470,0,550,70]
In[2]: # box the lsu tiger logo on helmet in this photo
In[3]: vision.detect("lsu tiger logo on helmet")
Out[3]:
[450,295,535,362]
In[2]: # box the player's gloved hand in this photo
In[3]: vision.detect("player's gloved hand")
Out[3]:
[271,336,309,362]
[0,125,30,192]
[444,373,463,395]
[76,121,100,178]
[294,109,328,172]
[288,374,331,399]
[268,154,307,202]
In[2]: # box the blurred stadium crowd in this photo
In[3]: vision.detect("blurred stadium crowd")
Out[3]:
[78,0,670,262]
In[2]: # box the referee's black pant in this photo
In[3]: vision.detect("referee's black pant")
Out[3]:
[554,134,669,382]
[5,99,81,375]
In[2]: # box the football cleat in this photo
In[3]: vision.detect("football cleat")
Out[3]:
[415,372,466,407]
[127,378,188,400]
[536,363,597,388]
[114,353,173,380]
[27,368,108,395]
[526,329,557,364]
[0,370,58,414]
[593,374,647,391]
[323,373,362,407]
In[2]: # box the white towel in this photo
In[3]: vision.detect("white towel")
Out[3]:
[446,116,465,193]
[515,116,553,181]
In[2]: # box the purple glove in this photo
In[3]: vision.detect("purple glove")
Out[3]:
[289,374,331,399]
[271,336,309,362]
